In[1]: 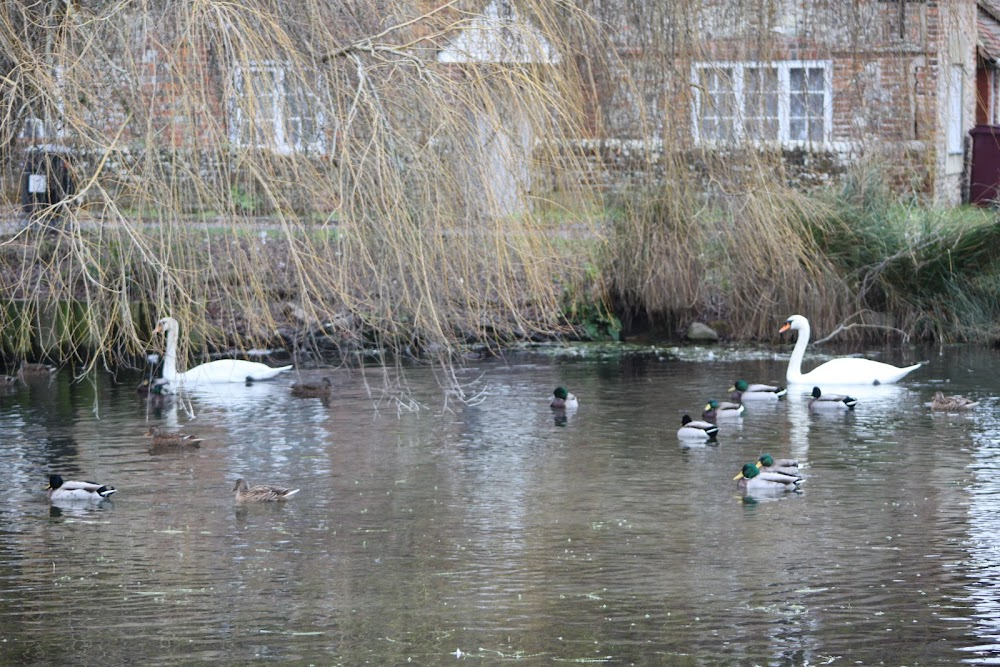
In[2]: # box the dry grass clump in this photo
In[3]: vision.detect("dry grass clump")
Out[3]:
[604,150,851,340]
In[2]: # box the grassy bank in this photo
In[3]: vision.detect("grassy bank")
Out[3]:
[604,160,1000,345]
[4,158,1000,378]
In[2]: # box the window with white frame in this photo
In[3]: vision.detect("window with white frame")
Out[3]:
[692,60,832,145]
[230,63,329,154]
[946,64,964,155]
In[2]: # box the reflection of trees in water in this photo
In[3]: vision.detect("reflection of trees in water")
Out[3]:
[40,435,84,475]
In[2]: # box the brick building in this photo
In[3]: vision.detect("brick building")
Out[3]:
[570,0,982,205]
[7,1,996,210]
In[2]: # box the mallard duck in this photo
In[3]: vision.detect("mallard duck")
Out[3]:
[677,414,719,441]
[47,474,116,502]
[18,362,56,384]
[154,316,292,387]
[702,398,744,421]
[927,391,979,412]
[779,315,923,386]
[756,453,800,476]
[137,377,174,396]
[550,386,579,409]
[729,379,786,401]
[233,478,300,502]
[291,377,333,399]
[144,426,203,448]
[809,386,858,410]
[733,462,802,493]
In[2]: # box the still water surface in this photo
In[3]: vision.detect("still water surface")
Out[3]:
[2,343,1000,664]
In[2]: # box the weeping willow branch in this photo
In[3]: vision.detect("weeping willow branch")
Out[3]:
[0,0,604,384]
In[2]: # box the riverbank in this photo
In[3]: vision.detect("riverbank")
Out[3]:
[3,166,1000,372]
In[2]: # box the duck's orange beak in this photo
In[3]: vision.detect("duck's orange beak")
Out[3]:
[153,323,163,334]
[733,472,745,481]
[778,322,791,333]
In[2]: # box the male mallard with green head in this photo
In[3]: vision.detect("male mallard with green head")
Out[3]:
[729,379,786,402]
[702,398,744,421]
[137,377,173,396]
[755,453,800,476]
[733,463,801,493]
[550,386,578,409]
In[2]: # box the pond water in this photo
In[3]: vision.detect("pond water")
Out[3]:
[2,341,1000,665]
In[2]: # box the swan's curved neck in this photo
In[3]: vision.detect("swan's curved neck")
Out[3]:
[162,325,179,382]
[786,322,810,383]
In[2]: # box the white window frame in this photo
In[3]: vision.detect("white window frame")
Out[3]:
[229,62,329,155]
[946,64,964,155]
[990,69,999,125]
[691,60,833,147]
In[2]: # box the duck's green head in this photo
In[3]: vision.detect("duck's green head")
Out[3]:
[705,399,719,411]
[732,379,749,392]
[47,474,63,490]
[733,463,760,481]
[553,386,570,400]
[757,454,774,468]
[811,386,822,398]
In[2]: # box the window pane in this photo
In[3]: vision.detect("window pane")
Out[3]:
[807,92,824,117]
[807,67,824,92]
[286,87,325,152]
[253,71,279,146]
[745,66,778,140]
[790,118,804,140]
[790,68,804,92]
[698,68,735,141]
[790,92,805,117]
[809,119,824,142]
[789,67,825,143]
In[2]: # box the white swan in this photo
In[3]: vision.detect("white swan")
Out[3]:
[154,316,292,387]
[779,315,922,386]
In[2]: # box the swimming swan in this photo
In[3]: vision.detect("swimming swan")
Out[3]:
[779,315,922,386]
[154,316,292,387]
